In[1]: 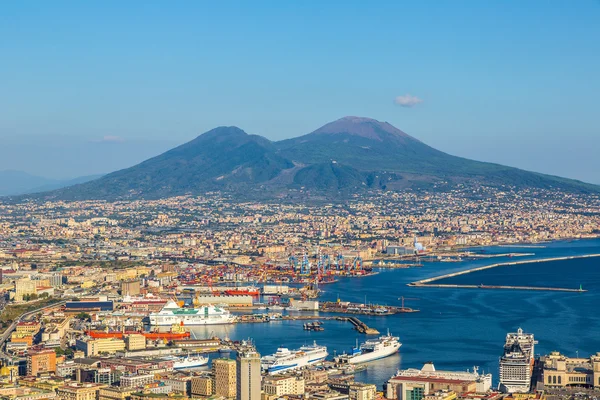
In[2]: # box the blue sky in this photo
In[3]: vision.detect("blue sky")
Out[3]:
[1,1,599,182]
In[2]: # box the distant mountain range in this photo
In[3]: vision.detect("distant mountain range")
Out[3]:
[14,117,599,200]
[0,170,103,197]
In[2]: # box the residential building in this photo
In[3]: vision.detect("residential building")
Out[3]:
[213,358,236,398]
[236,350,261,400]
[191,375,213,397]
[27,349,57,376]
[56,383,105,400]
[262,376,305,397]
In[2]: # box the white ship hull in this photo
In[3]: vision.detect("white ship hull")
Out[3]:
[149,315,235,326]
[149,300,235,326]
[335,333,401,365]
[173,357,209,369]
[347,341,401,364]
[261,343,328,375]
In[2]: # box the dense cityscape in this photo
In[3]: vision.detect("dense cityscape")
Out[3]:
[2,2,600,400]
[0,186,599,400]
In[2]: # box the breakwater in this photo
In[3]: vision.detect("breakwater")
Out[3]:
[408,254,600,292]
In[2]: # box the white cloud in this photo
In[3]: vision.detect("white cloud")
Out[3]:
[92,135,125,143]
[394,94,423,108]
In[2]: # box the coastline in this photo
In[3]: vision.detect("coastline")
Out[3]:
[408,253,600,291]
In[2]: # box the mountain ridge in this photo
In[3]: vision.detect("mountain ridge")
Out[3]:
[12,117,600,200]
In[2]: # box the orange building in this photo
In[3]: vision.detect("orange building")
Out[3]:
[27,349,56,376]
[10,335,33,346]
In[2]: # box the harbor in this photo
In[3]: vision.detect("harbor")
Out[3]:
[408,254,600,292]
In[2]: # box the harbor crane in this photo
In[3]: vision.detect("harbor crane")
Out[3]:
[335,254,345,271]
[288,255,298,272]
[352,255,363,272]
[301,253,311,275]
[397,296,420,309]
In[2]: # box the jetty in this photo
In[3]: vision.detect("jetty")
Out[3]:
[408,254,600,292]
[347,317,379,335]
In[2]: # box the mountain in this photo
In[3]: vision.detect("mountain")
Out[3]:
[21,117,599,200]
[46,127,294,199]
[0,171,103,196]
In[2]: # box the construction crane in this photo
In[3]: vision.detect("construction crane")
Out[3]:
[397,296,420,309]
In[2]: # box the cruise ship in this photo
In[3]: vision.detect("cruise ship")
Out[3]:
[149,300,235,326]
[334,331,401,364]
[261,341,328,374]
[499,328,537,393]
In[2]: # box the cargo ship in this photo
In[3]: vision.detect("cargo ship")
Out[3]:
[86,323,190,340]
[214,286,260,296]
[261,341,328,375]
[334,331,401,364]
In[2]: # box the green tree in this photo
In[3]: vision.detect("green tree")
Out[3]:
[76,312,91,322]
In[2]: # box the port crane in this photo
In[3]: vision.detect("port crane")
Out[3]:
[301,253,311,275]
[317,252,330,275]
[288,255,298,272]
[352,255,363,272]
[335,254,345,271]
[397,296,419,309]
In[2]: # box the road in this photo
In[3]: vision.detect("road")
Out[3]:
[0,300,66,361]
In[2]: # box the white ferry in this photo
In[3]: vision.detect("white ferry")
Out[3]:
[149,300,235,326]
[261,341,328,374]
[334,331,401,364]
[173,354,209,369]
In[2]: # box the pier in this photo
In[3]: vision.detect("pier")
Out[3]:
[347,317,379,335]
[409,254,600,292]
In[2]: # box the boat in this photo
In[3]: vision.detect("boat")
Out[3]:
[286,306,300,311]
[149,300,235,326]
[86,323,191,340]
[268,305,284,311]
[303,322,324,331]
[217,286,260,296]
[498,328,537,393]
[261,341,328,374]
[334,331,401,364]
[172,354,209,369]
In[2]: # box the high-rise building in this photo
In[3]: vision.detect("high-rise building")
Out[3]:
[120,280,141,296]
[27,349,56,376]
[15,278,38,302]
[237,350,261,400]
[213,358,236,398]
[191,375,213,397]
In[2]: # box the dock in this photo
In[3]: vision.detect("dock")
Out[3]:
[414,284,585,292]
[408,254,600,292]
[347,317,379,335]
